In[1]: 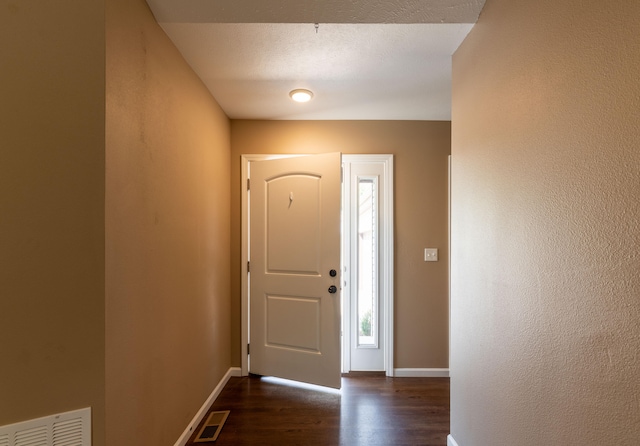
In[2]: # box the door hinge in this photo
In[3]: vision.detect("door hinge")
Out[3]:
[247,178,250,190]
[247,343,250,355]
[247,261,250,273]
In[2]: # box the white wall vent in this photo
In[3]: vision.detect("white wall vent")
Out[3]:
[0,408,91,446]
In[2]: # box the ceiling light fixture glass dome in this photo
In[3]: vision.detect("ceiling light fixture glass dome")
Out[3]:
[289,89,314,103]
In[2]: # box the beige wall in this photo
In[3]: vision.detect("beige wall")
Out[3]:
[230,120,451,369]
[106,0,231,444]
[451,0,640,444]
[0,1,106,444]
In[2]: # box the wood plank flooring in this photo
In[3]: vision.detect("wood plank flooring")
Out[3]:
[186,373,449,446]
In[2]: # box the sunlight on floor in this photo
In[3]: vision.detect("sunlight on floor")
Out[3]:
[261,376,342,395]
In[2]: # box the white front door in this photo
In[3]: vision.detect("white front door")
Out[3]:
[248,153,342,389]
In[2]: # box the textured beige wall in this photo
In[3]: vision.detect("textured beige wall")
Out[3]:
[106,0,231,444]
[0,1,106,444]
[451,0,640,445]
[230,120,450,369]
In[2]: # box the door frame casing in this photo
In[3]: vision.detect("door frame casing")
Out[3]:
[241,154,394,378]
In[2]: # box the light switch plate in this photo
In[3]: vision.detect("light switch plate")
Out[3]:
[424,248,438,262]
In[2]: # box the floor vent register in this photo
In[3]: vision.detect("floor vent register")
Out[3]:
[194,411,230,443]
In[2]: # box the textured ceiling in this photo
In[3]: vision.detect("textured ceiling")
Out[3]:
[148,0,486,24]
[146,0,485,120]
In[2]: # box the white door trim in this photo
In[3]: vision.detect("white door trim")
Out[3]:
[241,154,394,377]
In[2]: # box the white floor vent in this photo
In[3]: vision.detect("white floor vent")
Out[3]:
[0,407,91,446]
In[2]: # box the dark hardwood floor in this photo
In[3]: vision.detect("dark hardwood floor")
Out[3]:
[186,373,450,446]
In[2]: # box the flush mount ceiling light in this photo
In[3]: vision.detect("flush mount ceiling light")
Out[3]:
[289,89,314,103]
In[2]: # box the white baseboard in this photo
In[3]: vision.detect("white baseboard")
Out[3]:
[447,434,460,446]
[393,368,450,377]
[174,367,241,446]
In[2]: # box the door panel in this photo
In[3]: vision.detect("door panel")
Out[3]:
[249,153,341,389]
[266,174,321,274]
[266,295,320,352]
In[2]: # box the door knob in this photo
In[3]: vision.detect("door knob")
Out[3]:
[328,285,337,294]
